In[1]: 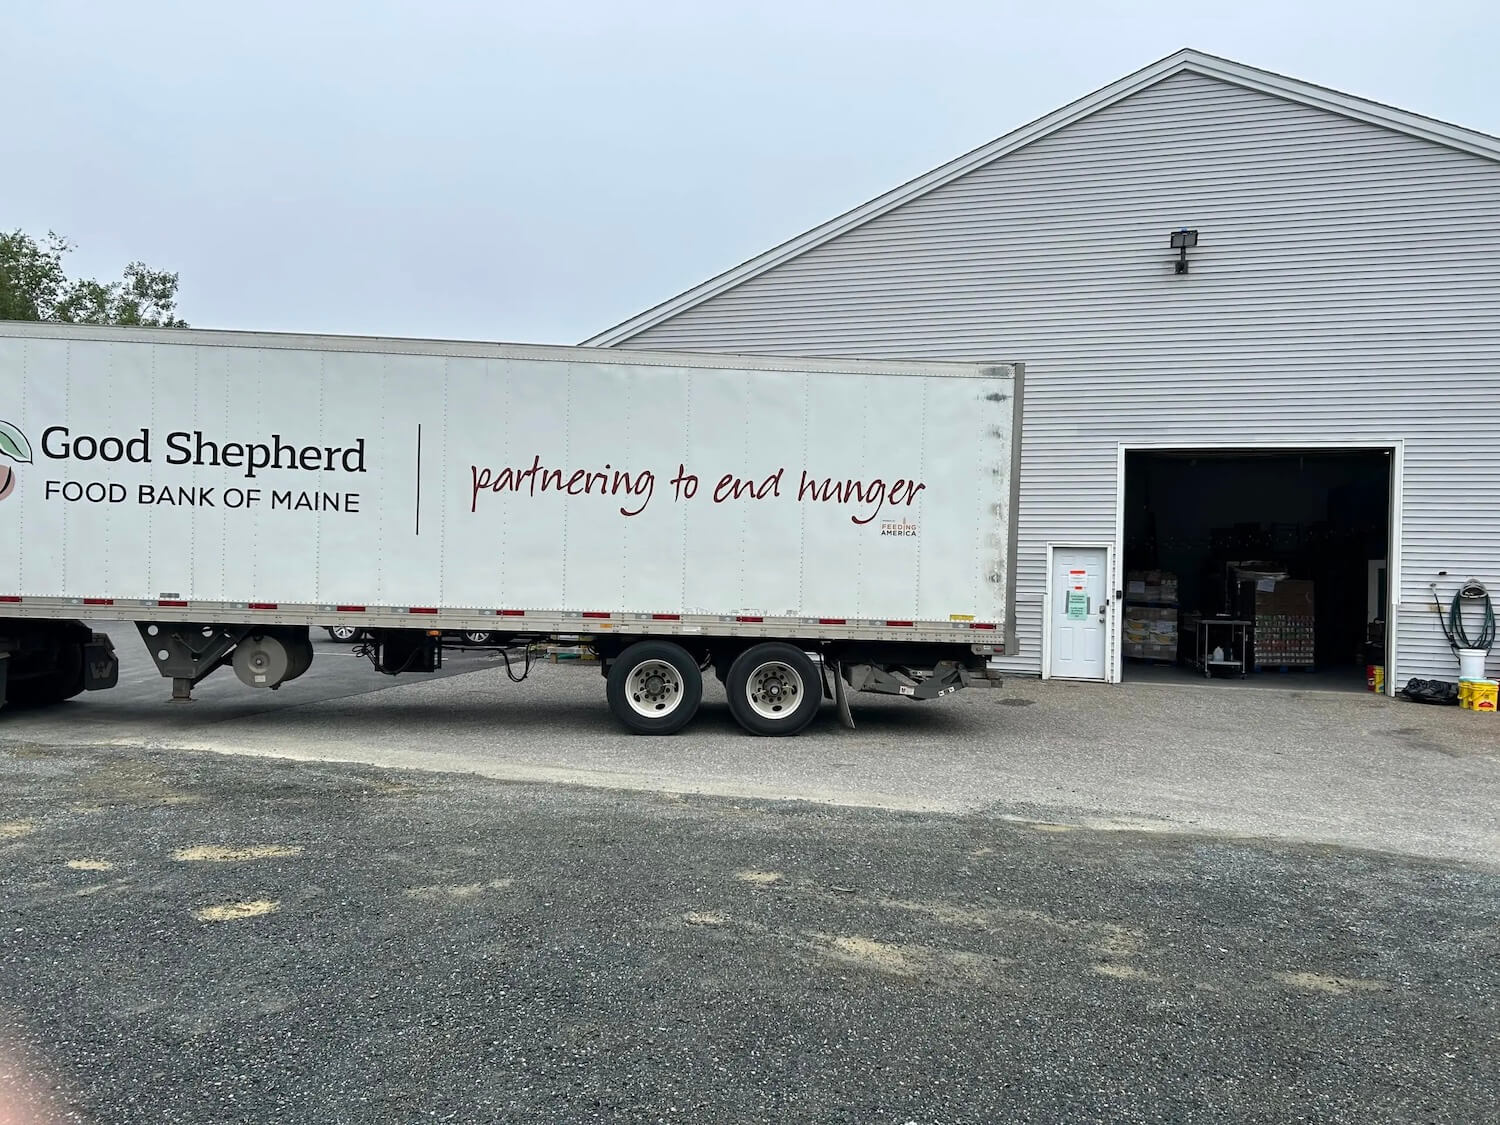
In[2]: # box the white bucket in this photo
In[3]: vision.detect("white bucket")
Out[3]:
[1458,648,1490,681]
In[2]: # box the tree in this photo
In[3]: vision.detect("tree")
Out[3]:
[0,229,187,327]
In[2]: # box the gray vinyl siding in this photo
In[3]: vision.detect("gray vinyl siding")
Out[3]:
[609,71,1500,682]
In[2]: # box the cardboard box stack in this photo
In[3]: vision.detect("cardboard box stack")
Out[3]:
[1124,606,1179,662]
[1126,570,1179,605]
[1124,570,1178,662]
[1243,578,1315,668]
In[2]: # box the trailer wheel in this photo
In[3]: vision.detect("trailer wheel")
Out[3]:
[4,642,86,708]
[606,641,702,734]
[325,626,366,643]
[725,643,820,736]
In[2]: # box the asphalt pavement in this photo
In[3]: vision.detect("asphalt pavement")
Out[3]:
[2,623,1496,864]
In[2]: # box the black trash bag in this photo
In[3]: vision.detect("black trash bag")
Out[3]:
[1398,678,1460,705]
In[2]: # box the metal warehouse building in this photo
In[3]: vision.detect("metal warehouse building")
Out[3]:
[586,49,1500,693]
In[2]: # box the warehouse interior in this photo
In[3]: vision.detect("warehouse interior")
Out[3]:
[1121,449,1391,688]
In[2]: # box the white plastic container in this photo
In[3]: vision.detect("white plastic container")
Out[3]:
[1457,648,1489,681]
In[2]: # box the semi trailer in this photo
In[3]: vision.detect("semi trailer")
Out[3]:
[0,323,1020,736]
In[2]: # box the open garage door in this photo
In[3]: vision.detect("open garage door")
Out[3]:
[1120,448,1392,691]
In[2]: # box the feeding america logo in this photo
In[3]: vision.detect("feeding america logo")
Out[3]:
[0,419,31,501]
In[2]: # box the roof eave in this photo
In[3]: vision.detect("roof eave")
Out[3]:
[582,48,1500,347]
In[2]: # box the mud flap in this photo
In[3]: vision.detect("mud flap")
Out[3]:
[831,659,855,730]
[83,634,119,691]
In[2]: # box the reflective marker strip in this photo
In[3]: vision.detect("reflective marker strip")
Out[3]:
[336,605,366,613]
[652,613,680,621]
[158,600,188,608]
[818,618,846,625]
[885,620,914,627]
[408,607,438,615]
[582,612,610,620]
[969,622,997,630]
[248,602,278,610]
[84,598,114,606]
[499,609,525,617]
[737,615,763,623]
[0,596,20,603]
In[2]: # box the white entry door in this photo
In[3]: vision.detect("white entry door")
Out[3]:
[1049,546,1109,681]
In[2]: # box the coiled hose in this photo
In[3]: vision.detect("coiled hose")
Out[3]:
[1434,579,1495,651]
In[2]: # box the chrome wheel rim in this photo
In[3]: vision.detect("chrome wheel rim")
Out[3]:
[626,659,684,718]
[745,660,803,720]
[330,626,358,641]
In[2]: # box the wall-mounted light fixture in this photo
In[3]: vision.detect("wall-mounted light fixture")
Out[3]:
[1170,229,1198,274]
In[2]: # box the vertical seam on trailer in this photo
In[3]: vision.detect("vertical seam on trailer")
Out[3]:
[914,377,927,619]
[439,357,449,608]
[61,343,71,594]
[857,381,868,620]
[314,353,325,604]
[252,349,262,600]
[560,363,570,609]
[220,349,230,600]
[190,345,199,601]
[144,344,155,599]
[377,355,386,603]
[681,374,691,610]
[798,376,808,617]
[620,364,629,614]
[741,375,748,611]
[499,357,510,607]
[16,343,27,592]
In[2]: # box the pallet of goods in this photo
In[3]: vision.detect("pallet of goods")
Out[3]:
[1242,578,1315,669]
[1124,570,1178,662]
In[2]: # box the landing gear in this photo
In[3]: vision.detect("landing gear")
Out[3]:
[138,623,313,700]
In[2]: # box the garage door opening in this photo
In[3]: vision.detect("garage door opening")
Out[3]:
[1121,448,1392,690]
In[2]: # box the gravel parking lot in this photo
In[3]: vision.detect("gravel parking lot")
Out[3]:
[1,742,1497,1124]
[2,642,1498,1122]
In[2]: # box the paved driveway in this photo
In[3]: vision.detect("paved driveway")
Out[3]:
[3,633,1496,864]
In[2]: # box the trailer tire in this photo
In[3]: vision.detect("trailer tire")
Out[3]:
[606,641,702,735]
[325,626,366,643]
[5,642,86,708]
[725,643,821,736]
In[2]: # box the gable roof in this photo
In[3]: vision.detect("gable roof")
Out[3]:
[583,47,1500,346]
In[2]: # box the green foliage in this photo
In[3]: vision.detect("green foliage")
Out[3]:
[0,229,187,327]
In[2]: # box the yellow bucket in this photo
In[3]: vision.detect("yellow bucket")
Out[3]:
[1460,680,1498,712]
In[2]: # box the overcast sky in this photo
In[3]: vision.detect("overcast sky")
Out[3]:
[7,1,1497,344]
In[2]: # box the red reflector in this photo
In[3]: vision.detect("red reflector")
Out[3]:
[969,622,997,630]
[652,613,681,621]
[157,599,188,608]
[248,602,278,610]
[736,615,763,623]
[582,611,610,620]
[885,620,914,627]
[408,607,438,615]
[336,605,366,613]
[818,618,846,626]
[499,609,525,617]
[0,596,21,603]
[84,598,115,606]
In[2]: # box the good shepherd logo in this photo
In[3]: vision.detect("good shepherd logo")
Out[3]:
[0,419,32,502]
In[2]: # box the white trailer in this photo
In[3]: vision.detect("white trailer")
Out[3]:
[0,323,1021,735]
